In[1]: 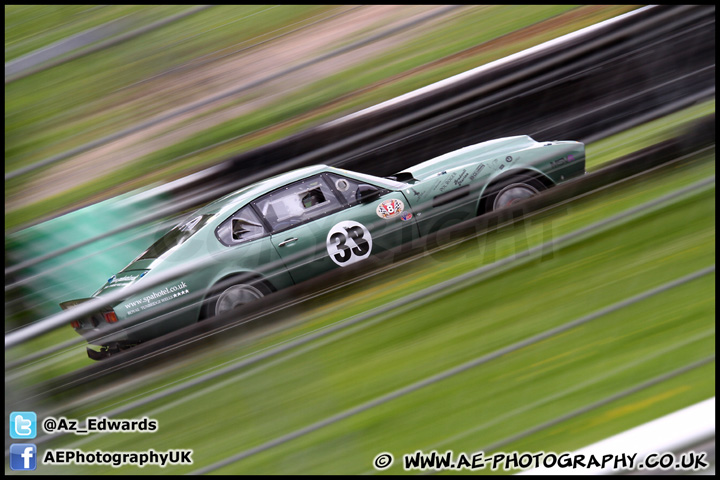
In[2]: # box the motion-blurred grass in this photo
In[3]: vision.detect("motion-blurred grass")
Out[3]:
[5,5,189,61]
[585,99,716,170]
[5,5,334,169]
[6,5,641,229]
[30,150,714,474]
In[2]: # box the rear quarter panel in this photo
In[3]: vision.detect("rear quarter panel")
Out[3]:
[106,228,295,343]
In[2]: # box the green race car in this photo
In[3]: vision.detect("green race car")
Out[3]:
[60,135,584,359]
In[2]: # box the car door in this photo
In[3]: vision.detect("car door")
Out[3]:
[254,173,418,285]
[213,204,295,290]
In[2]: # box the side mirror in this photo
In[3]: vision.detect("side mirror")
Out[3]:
[355,184,381,203]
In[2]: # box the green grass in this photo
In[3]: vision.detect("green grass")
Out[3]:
[27,154,714,474]
[231,282,713,475]
[5,5,337,169]
[586,98,716,170]
[4,5,188,61]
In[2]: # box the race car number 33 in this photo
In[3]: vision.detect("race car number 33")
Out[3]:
[326,221,373,266]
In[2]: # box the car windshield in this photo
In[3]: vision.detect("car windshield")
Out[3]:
[136,214,213,260]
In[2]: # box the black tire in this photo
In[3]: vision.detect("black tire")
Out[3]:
[200,276,272,320]
[482,174,547,214]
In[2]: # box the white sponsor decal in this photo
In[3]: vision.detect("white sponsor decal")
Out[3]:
[124,281,189,316]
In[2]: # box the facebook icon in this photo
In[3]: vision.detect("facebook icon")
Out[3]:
[10,444,37,471]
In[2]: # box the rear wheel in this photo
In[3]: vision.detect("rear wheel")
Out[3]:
[201,277,271,320]
[483,174,547,213]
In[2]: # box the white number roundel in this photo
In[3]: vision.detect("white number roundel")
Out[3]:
[326,221,373,267]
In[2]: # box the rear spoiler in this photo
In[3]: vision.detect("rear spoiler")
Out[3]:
[59,298,94,310]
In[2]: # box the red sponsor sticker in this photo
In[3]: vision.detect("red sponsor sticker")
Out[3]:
[376,199,404,219]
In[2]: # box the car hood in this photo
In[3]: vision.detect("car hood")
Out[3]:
[398,135,538,181]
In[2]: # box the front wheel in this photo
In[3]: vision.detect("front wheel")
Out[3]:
[483,175,547,213]
[201,278,271,320]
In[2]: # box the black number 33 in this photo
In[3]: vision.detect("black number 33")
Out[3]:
[330,226,369,263]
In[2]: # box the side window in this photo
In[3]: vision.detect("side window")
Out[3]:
[137,214,213,260]
[253,175,342,232]
[215,205,266,246]
[325,173,365,206]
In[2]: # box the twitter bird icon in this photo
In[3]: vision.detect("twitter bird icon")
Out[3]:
[10,412,37,439]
